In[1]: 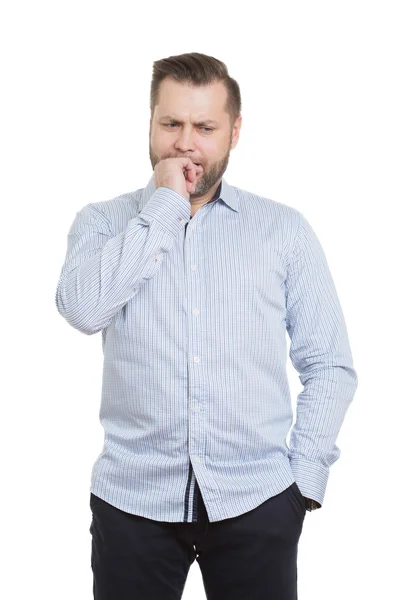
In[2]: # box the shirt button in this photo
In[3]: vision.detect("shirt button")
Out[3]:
[193,308,200,316]
[193,357,200,363]
[194,456,201,463]
[191,264,196,270]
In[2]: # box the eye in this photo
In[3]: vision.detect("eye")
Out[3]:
[163,123,213,132]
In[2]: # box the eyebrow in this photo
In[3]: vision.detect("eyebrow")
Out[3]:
[159,115,219,126]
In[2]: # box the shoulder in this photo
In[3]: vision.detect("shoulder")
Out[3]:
[83,189,142,235]
[234,183,302,225]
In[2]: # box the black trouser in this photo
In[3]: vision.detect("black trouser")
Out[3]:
[89,482,306,600]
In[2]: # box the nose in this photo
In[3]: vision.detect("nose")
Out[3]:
[174,125,196,152]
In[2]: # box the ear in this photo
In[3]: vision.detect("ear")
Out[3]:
[231,115,242,150]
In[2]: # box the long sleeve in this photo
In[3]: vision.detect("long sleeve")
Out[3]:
[285,212,358,506]
[55,187,190,335]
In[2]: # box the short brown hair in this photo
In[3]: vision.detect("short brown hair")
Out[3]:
[150,52,241,129]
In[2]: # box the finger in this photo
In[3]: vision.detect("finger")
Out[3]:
[183,158,200,178]
[186,173,195,191]
[186,173,195,193]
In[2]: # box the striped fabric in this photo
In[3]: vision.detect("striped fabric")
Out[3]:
[55,173,358,522]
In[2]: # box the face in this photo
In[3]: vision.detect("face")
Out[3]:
[149,77,241,197]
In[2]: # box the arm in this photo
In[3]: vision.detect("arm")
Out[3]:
[55,187,190,334]
[285,212,358,507]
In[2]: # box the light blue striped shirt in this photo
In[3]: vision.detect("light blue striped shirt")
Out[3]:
[55,173,358,522]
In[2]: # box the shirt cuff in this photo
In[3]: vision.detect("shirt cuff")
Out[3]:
[289,457,329,507]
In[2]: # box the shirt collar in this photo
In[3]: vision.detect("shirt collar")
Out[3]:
[138,172,240,214]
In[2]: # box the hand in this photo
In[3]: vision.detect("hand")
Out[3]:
[303,496,321,510]
[154,157,203,200]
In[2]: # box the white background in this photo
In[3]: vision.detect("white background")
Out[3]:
[2,1,399,598]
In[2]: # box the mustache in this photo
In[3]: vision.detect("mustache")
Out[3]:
[169,156,203,165]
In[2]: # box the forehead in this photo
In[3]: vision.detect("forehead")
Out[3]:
[155,77,229,123]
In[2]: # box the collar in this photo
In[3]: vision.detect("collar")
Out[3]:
[137,172,240,214]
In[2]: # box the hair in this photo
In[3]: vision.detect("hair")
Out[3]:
[150,52,242,130]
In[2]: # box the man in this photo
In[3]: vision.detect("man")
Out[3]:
[56,52,358,599]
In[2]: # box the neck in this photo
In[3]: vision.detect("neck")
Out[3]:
[189,179,221,210]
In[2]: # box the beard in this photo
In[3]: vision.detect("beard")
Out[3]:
[149,133,232,197]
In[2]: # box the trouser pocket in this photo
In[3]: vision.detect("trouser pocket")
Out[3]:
[288,482,307,514]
